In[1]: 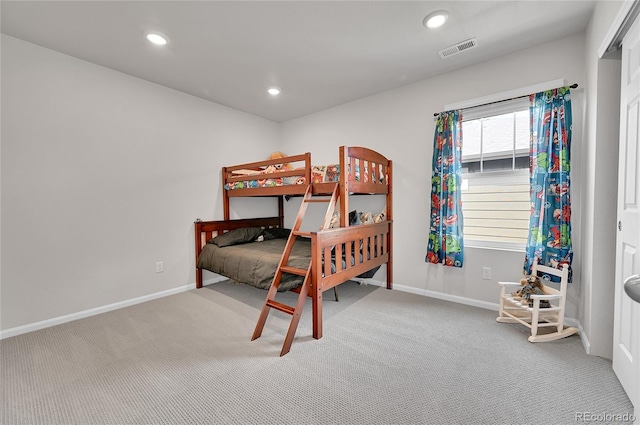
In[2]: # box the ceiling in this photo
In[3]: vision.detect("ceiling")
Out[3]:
[1,1,597,122]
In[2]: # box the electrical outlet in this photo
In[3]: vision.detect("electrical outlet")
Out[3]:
[156,262,164,273]
[482,267,491,280]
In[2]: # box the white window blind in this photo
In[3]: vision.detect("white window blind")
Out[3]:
[461,170,529,250]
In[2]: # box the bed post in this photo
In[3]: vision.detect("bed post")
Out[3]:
[387,159,393,290]
[277,196,284,228]
[311,236,323,339]
[339,146,348,227]
[195,219,203,289]
[304,152,312,186]
[222,166,230,221]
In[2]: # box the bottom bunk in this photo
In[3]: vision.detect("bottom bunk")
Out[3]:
[195,217,389,290]
[197,227,382,292]
[194,216,392,351]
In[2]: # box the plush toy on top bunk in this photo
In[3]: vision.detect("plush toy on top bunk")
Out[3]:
[265,151,291,173]
[511,275,552,308]
[266,151,301,184]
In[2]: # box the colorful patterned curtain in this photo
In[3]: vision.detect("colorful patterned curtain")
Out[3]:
[524,87,573,280]
[426,111,464,267]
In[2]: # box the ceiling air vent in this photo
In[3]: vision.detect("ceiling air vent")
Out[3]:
[438,38,478,59]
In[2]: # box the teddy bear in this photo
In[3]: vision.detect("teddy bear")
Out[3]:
[359,209,386,225]
[328,211,340,229]
[511,275,551,308]
[373,210,385,223]
[266,151,297,184]
[359,211,373,224]
[267,151,291,170]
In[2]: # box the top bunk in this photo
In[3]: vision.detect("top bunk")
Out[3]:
[222,146,391,197]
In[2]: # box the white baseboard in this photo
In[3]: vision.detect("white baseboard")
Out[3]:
[565,317,591,354]
[0,276,227,340]
[365,279,501,311]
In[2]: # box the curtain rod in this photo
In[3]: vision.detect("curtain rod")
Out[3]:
[433,83,578,117]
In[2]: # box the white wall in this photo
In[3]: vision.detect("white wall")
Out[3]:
[281,33,586,317]
[0,35,280,331]
[581,0,625,359]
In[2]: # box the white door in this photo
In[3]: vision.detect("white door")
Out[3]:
[614,11,640,422]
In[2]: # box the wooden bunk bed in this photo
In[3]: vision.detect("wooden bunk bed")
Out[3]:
[194,146,393,355]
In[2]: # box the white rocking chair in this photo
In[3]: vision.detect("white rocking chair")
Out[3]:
[497,261,578,342]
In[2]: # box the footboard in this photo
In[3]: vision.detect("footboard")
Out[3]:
[312,220,391,290]
[194,216,283,288]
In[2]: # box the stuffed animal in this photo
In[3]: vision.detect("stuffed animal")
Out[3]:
[267,152,292,171]
[328,211,340,229]
[373,210,386,223]
[511,275,551,308]
[359,212,373,224]
[319,211,340,229]
[267,151,296,184]
[359,209,386,225]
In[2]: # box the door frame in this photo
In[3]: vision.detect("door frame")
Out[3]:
[602,1,640,422]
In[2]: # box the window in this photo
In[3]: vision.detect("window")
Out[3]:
[461,98,530,250]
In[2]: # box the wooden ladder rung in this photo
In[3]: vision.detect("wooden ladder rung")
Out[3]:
[266,300,296,315]
[304,198,331,203]
[280,265,308,276]
[292,231,312,238]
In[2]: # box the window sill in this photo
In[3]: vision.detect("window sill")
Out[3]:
[465,241,526,253]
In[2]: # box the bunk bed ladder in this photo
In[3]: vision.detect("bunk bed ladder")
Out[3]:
[251,183,339,356]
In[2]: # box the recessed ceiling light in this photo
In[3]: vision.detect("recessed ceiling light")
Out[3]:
[146,32,168,46]
[268,88,281,95]
[423,10,449,29]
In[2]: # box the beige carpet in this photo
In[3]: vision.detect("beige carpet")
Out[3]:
[1,280,634,425]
